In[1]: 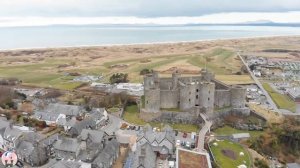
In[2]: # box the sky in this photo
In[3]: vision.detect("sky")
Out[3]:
[1,0,300,26]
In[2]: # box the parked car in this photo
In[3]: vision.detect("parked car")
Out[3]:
[135,126,140,131]
[191,142,196,149]
[183,132,187,138]
[186,141,191,148]
[176,140,181,146]
[16,160,24,168]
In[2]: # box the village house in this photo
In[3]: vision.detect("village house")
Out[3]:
[124,143,157,168]
[53,136,81,160]
[32,103,87,127]
[136,125,176,158]
[2,124,23,151]
[77,129,107,162]
[0,119,10,150]
[92,139,120,168]
[16,132,48,167]
[49,160,91,168]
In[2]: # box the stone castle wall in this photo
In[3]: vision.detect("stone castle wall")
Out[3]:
[214,90,231,108]
[179,84,196,110]
[144,89,160,112]
[230,86,247,109]
[160,90,179,109]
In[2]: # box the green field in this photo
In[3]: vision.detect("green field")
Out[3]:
[210,139,251,168]
[0,59,85,90]
[214,125,264,140]
[262,83,296,112]
[123,104,199,132]
[0,47,247,90]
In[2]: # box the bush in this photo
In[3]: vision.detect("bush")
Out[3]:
[254,158,269,168]
[140,68,153,75]
[109,73,129,84]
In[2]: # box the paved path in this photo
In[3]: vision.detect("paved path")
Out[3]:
[197,113,212,151]
[237,53,279,111]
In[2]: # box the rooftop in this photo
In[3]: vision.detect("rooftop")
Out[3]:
[176,148,212,168]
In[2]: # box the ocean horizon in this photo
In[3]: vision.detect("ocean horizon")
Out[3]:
[1,25,300,50]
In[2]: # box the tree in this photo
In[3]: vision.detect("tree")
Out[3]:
[109,73,129,84]
[140,68,153,75]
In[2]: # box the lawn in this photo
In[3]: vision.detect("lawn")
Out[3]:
[214,125,264,140]
[210,139,251,168]
[215,75,254,85]
[123,104,199,132]
[0,59,84,90]
[262,83,296,112]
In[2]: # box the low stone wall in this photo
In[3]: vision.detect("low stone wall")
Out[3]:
[144,111,204,125]
[140,107,251,125]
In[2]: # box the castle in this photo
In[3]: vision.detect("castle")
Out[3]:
[144,69,249,116]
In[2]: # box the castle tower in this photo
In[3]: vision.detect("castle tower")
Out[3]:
[144,72,160,113]
[198,82,215,114]
[201,69,215,82]
[179,83,196,111]
[172,69,180,90]
[230,86,246,109]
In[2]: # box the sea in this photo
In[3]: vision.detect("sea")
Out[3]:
[1,25,300,50]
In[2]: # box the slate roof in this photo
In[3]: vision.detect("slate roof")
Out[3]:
[53,137,80,153]
[138,129,175,145]
[44,103,85,116]
[49,160,83,168]
[0,119,9,129]
[69,118,97,136]
[92,139,119,167]
[287,163,300,168]
[79,129,105,144]
[3,126,23,141]
[16,132,49,166]
[33,111,60,122]
[131,143,156,168]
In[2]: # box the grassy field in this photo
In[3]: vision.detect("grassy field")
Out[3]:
[210,139,251,168]
[123,105,199,132]
[262,83,296,112]
[0,47,251,90]
[214,125,264,140]
[0,58,86,90]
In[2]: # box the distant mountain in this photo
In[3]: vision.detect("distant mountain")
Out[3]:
[186,20,300,27]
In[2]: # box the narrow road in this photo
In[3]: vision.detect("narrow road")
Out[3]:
[237,53,279,112]
[197,113,212,151]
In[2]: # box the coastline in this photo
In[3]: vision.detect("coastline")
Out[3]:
[1,34,300,52]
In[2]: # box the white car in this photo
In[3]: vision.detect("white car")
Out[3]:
[186,141,191,148]
[176,140,181,146]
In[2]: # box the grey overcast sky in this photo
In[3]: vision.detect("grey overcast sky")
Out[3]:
[1,0,300,17]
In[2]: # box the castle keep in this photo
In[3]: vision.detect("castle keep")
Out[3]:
[144,70,248,116]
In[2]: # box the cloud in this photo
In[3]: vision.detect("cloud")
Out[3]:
[0,0,300,17]
[1,11,300,27]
